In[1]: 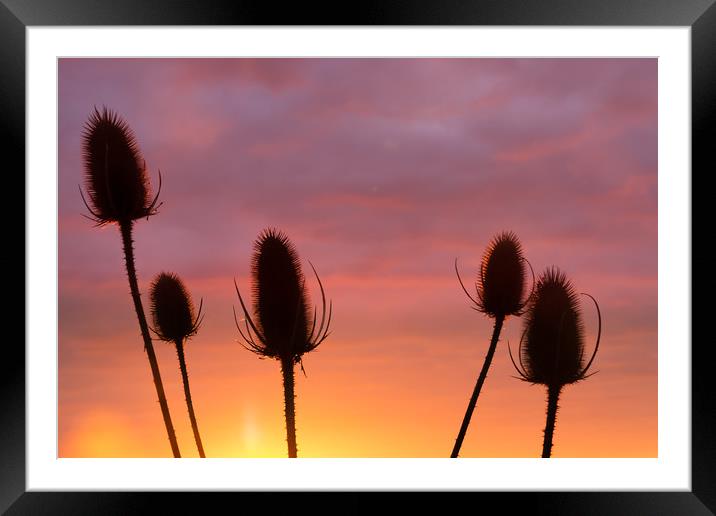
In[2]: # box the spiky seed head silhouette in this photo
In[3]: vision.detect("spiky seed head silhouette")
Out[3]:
[150,272,204,343]
[456,231,533,318]
[80,106,161,225]
[254,230,310,358]
[510,266,601,387]
[234,228,332,364]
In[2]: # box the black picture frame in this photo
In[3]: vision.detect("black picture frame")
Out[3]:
[3,1,711,513]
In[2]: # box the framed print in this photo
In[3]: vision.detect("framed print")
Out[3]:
[4,0,713,513]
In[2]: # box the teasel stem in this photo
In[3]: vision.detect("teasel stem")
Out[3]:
[280,356,298,458]
[175,338,206,458]
[542,384,562,458]
[120,221,181,458]
[451,314,505,458]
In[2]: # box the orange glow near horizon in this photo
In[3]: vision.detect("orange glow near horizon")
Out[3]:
[58,58,657,458]
[59,269,656,458]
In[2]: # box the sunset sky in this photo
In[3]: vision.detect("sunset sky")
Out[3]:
[58,58,657,458]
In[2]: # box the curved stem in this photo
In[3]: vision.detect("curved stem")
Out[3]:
[542,384,562,458]
[120,221,181,458]
[281,356,298,458]
[176,339,206,458]
[451,314,505,458]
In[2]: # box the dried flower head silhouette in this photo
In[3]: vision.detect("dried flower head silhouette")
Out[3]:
[150,272,206,458]
[234,228,332,458]
[509,267,601,458]
[80,107,162,225]
[451,231,533,457]
[79,106,180,457]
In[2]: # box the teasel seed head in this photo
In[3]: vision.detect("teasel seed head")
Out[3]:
[80,106,161,226]
[456,231,533,318]
[150,272,203,343]
[509,267,601,388]
[234,228,332,365]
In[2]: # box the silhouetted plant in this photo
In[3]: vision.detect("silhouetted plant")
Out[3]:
[79,106,181,457]
[451,231,533,457]
[234,228,332,458]
[509,267,601,458]
[150,272,206,458]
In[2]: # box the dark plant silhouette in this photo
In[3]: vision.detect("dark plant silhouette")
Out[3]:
[234,228,332,458]
[509,267,601,458]
[451,231,533,457]
[79,106,181,457]
[150,272,206,458]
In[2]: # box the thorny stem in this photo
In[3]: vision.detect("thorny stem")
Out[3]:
[451,314,505,458]
[542,384,562,458]
[176,339,206,458]
[120,221,181,458]
[281,356,298,458]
